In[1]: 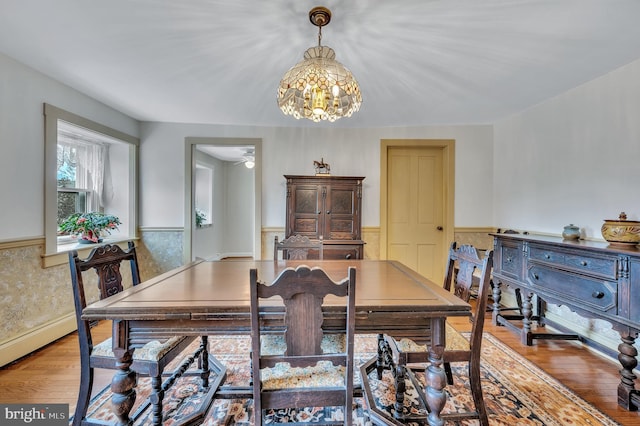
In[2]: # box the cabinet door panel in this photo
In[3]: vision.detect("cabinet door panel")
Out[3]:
[288,185,322,238]
[325,185,360,240]
[330,189,355,214]
[295,188,320,214]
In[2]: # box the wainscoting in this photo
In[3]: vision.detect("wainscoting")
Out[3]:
[0,230,183,367]
[2,226,631,369]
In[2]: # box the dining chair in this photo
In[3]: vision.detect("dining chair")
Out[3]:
[250,265,356,426]
[274,234,324,260]
[374,242,493,425]
[69,242,212,426]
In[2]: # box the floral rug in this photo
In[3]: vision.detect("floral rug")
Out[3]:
[83,332,620,425]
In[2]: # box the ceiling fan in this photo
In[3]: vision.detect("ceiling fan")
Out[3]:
[234,148,255,169]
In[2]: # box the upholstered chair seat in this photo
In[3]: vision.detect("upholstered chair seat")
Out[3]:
[260,334,346,356]
[91,336,189,361]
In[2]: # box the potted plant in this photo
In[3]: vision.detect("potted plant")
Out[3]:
[59,212,121,243]
[195,209,207,228]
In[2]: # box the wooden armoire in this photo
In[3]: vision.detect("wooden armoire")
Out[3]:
[284,175,364,259]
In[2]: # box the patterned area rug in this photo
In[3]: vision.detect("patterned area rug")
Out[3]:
[84,332,620,425]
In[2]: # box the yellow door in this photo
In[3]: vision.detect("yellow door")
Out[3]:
[386,146,447,283]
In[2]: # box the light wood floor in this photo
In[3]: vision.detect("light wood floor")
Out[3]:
[1,313,639,425]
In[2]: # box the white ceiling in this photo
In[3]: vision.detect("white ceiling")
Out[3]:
[197,145,254,163]
[1,0,640,129]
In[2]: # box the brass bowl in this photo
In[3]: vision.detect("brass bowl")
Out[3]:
[601,212,640,247]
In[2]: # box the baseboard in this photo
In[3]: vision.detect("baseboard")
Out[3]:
[0,313,77,367]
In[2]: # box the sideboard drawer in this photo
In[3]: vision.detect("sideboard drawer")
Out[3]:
[528,246,564,265]
[528,265,617,314]
[529,245,617,280]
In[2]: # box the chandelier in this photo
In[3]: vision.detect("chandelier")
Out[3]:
[277,6,362,123]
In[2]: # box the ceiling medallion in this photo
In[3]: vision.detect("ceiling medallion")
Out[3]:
[277,6,362,122]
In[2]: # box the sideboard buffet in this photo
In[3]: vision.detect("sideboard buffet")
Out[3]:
[284,175,364,260]
[491,233,640,410]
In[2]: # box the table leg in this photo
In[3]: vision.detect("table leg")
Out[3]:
[111,320,136,425]
[425,318,446,426]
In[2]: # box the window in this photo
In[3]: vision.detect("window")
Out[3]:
[44,104,139,263]
[194,163,213,227]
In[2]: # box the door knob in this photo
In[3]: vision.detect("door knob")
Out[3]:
[436,226,443,231]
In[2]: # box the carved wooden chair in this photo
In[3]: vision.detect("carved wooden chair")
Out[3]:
[274,234,323,260]
[69,242,214,426]
[250,265,356,426]
[374,242,493,425]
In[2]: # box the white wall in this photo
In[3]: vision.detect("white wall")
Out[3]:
[0,52,139,240]
[223,161,254,255]
[140,123,494,229]
[494,58,640,238]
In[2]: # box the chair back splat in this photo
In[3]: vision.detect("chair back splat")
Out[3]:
[250,265,356,426]
[274,234,324,260]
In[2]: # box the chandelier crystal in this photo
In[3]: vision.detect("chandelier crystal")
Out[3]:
[277,7,362,123]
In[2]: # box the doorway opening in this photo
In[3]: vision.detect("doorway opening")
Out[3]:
[184,137,262,263]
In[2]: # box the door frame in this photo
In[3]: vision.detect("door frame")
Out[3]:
[380,139,455,271]
[184,137,262,263]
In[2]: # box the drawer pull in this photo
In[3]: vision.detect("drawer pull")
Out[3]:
[533,273,539,280]
[545,254,551,259]
[581,261,588,266]
[345,254,352,259]
[592,291,605,299]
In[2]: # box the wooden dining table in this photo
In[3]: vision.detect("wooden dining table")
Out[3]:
[82,259,471,426]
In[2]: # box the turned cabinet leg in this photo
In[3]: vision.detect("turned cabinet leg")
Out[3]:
[521,291,534,346]
[491,281,502,326]
[618,333,640,410]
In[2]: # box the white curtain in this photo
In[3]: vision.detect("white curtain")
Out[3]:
[58,121,113,210]
[76,142,108,210]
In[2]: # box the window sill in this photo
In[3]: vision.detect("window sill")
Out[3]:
[42,236,138,268]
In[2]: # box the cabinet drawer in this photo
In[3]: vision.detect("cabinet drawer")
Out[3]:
[323,245,362,260]
[528,265,617,314]
[529,246,617,280]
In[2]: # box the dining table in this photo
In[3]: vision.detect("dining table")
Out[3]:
[81,259,471,426]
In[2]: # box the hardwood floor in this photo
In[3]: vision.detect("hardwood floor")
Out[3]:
[1,313,639,424]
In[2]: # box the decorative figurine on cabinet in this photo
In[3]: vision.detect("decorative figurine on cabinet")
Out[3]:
[313,158,330,175]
